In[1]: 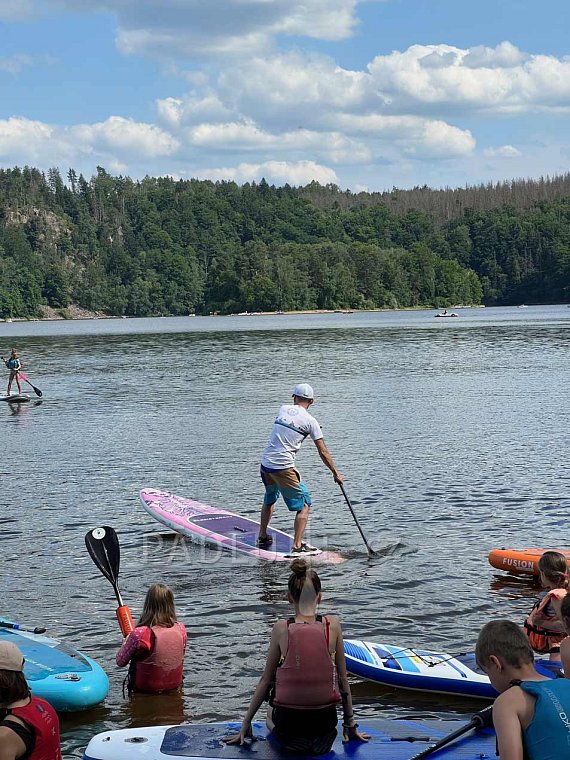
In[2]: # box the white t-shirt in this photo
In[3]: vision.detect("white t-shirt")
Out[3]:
[261,404,323,470]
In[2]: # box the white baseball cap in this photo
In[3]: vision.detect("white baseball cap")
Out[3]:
[292,383,314,400]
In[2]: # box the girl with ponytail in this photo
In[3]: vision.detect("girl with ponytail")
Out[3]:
[225,559,369,754]
[523,551,569,658]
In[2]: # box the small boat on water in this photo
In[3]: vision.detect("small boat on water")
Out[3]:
[434,310,458,318]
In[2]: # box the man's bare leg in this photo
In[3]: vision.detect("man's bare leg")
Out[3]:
[259,503,274,538]
[293,504,309,548]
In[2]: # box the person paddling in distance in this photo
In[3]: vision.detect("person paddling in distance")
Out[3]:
[3,350,22,397]
[523,551,569,660]
[116,583,187,694]
[0,641,62,760]
[476,619,570,760]
[225,559,369,754]
[258,383,343,554]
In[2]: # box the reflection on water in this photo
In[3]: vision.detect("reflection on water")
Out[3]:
[2,306,570,756]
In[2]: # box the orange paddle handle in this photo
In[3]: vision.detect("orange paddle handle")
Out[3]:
[116,605,134,636]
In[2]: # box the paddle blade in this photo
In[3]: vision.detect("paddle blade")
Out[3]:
[85,526,121,587]
[19,372,42,397]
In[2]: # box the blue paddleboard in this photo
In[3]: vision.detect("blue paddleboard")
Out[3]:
[345,639,562,699]
[84,718,496,759]
[0,623,109,711]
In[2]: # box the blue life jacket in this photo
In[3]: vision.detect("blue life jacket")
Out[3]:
[7,358,20,370]
[519,679,570,759]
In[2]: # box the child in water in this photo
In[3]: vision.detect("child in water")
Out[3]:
[523,551,569,659]
[476,619,570,760]
[4,349,22,396]
[116,583,187,694]
[225,559,369,755]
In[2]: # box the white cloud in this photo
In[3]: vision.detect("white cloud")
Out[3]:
[0,54,34,73]
[49,0,364,60]
[157,94,233,128]
[194,159,339,186]
[483,145,522,158]
[367,42,570,113]
[71,116,179,157]
[186,122,371,164]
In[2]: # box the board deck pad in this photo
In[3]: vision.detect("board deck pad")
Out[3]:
[344,639,562,699]
[83,719,496,760]
[140,488,345,564]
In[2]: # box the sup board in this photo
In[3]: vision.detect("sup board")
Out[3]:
[0,623,109,712]
[140,488,345,564]
[1,394,30,402]
[344,639,562,699]
[488,547,570,575]
[83,718,496,760]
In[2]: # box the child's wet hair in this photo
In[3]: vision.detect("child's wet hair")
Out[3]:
[475,620,534,668]
[288,559,322,602]
[538,551,569,587]
[137,583,177,628]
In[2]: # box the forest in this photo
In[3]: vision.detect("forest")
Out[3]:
[0,166,569,318]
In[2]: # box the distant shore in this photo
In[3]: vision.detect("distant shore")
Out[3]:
[0,303,487,323]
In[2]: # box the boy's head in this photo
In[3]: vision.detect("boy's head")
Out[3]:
[476,620,534,692]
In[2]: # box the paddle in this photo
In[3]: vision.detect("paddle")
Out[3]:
[1,358,42,397]
[19,372,42,398]
[408,706,493,759]
[338,483,377,558]
[0,620,47,634]
[85,526,134,637]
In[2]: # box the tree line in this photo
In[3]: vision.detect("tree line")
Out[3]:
[0,165,568,318]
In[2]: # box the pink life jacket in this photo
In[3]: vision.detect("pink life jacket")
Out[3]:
[273,616,341,709]
[7,697,62,760]
[133,623,186,693]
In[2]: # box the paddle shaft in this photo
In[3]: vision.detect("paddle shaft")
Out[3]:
[409,707,493,759]
[0,621,46,634]
[338,483,377,556]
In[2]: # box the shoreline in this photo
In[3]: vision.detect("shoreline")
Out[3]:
[1,304,487,323]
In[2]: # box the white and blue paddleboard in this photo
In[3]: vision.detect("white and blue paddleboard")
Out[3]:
[0,623,109,712]
[1,394,30,402]
[83,719,496,760]
[344,640,562,699]
[140,488,346,564]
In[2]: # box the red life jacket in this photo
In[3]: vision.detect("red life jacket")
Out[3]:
[7,696,61,760]
[524,588,567,654]
[132,623,186,693]
[273,616,341,709]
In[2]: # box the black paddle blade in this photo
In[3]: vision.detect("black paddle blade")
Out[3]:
[85,526,121,587]
[30,385,42,398]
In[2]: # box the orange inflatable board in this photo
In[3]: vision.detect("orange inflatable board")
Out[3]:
[488,548,570,576]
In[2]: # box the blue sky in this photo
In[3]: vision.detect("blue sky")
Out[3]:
[1,0,569,190]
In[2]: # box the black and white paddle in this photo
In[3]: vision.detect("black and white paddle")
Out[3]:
[85,526,134,636]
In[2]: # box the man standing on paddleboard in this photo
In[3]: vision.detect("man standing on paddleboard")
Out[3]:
[258,384,343,554]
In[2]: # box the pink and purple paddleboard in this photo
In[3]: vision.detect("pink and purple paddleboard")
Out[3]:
[140,488,345,564]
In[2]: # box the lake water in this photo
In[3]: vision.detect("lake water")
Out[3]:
[2,305,570,756]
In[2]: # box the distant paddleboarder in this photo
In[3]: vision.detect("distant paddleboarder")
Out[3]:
[257,384,343,554]
[3,349,22,396]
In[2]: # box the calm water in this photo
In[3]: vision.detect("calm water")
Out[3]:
[2,305,570,756]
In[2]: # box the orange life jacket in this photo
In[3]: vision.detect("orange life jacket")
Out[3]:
[524,588,567,654]
[273,616,341,709]
[132,623,186,693]
[6,697,62,760]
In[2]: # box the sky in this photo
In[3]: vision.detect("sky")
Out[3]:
[1,0,569,191]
